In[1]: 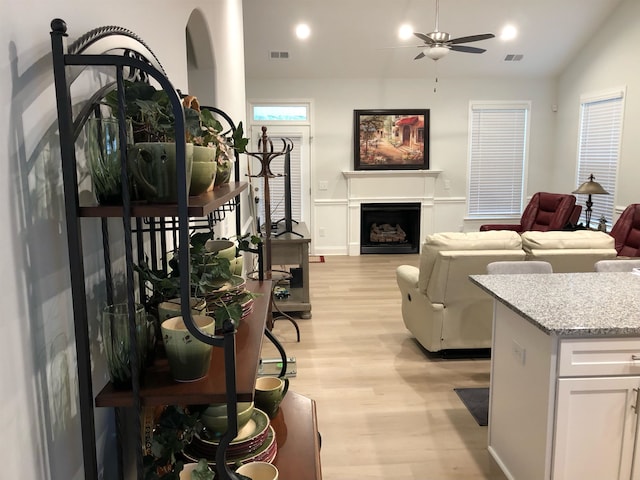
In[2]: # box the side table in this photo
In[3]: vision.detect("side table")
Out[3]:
[270,222,312,319]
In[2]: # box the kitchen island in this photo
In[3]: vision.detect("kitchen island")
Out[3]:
[470,272,640,480]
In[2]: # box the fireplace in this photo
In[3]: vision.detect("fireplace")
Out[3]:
[360,203,421,254]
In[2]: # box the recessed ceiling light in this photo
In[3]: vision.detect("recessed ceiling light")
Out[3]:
[500,24,518,41]
[398,24,414,41]
[295,23,311,40]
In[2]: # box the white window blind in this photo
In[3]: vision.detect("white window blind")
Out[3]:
[255,135,302,225]
[467,103,529,217]
[575,90,624,226]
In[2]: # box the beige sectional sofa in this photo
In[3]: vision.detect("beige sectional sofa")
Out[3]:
[520,230,617,272]
[396,230,617,352]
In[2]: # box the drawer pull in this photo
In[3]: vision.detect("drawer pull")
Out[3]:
[633,388,640,413]
[632,355,640,361]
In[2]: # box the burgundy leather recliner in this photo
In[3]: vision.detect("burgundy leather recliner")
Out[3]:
[609,204,640,257]
[480,192,577,233]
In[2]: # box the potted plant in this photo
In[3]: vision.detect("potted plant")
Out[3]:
[181,95,250,187]
[136,232,259,333]
[103,81,202,202]
[105,81,201,143]
[204,110,249,187]
[143,405,206,480]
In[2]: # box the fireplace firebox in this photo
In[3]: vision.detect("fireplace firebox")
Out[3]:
[360,203,421,254]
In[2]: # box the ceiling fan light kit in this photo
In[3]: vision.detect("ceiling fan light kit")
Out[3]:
[426,46,449,60]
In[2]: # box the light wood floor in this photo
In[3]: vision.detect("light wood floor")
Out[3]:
[261,254,508,480]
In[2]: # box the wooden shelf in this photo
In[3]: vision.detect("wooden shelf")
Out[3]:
[271,391,322,480]
[79,181,248,218]
[94,280,271,407]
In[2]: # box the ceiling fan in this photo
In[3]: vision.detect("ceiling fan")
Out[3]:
[413,0,495,61]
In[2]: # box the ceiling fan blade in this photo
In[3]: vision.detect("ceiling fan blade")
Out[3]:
[414,51,426,60]
[413,32,435,44]
[450,45,487,54]
[448,33,495,44]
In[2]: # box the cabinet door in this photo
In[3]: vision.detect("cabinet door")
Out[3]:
[553,376,640,479]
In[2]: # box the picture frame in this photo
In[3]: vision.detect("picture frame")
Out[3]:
[354,109,430,170]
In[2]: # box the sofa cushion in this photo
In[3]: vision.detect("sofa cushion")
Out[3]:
[521,230,614,251]
[418,231,522,293]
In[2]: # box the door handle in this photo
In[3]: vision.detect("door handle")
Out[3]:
[632,388,640,413]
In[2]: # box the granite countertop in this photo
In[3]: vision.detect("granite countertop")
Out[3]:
[470,272,640,336]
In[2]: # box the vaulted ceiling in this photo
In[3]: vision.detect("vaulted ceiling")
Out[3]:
[242,0,623,79]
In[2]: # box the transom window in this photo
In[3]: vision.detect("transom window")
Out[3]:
[251,104,309,123]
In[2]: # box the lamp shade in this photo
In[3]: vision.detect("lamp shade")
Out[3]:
[572,174,609,195]
[426,45,449,60]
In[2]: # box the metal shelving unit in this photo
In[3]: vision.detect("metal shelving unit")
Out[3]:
[50,18,321,480]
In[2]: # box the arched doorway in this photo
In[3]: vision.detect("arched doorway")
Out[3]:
[185,9,216,105]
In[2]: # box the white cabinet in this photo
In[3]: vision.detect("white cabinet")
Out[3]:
[489,304,640,480]
[552,338,640,479]
[553,376,640,479]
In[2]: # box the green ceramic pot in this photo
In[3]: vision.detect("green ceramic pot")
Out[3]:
[161,315,215,382]
[189,161,217,196]
[192,145,216,163]
[128,142,194,203]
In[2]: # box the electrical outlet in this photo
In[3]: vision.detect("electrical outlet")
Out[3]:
[512,339,526,365]
[318,180,328,191]
[319,227,326,237]
[444,179,451,190]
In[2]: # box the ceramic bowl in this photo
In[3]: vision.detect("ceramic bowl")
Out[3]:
[189,161,217,196]
[236,461,279,480]
[201,401,255,435]
[157,297,206,323]
[205,239,236,260]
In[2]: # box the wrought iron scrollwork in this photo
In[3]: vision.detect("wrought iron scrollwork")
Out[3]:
[52,18,166,82]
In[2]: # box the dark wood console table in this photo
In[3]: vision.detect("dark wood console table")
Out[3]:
[271,391,322,480]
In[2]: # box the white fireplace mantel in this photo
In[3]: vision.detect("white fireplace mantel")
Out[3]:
[342,170,442,255]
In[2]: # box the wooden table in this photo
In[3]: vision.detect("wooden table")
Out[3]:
[271,391,322,480]
[270,222,312,319]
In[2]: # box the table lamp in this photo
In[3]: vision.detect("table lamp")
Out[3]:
[572,174,609,228]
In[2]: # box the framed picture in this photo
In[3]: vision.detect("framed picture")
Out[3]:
[354,109,429,170]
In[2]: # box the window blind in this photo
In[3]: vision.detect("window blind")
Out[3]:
[576,90,624,226]
[467,103,529,217]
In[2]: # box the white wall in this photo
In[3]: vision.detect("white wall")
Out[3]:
[0,1,245,479]
[555,0,640,214]
[247,76,556,253]
[247,0,640,255]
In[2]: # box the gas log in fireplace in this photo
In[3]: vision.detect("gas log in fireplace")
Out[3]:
[360,203,421,254]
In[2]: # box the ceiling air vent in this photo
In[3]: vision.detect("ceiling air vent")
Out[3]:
[504,54,524,62]
[269,51,290,60]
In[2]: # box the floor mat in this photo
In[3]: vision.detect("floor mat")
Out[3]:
[454,387,489,426]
